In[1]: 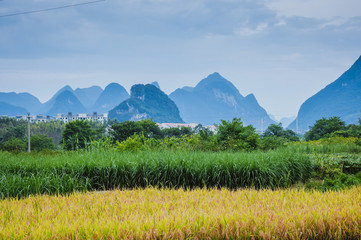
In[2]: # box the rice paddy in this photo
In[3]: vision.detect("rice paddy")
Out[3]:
[0,187,360,239]
[0,142,360,239]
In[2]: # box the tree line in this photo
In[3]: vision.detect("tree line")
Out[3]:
[1,116,361,153]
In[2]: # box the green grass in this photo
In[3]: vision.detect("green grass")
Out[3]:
[288,140,361,154]
[0,149,312,199]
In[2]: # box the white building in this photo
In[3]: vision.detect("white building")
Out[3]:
[56,112,108,123]
[15,115,55,123]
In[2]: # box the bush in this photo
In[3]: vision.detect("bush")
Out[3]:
[116,134,148,152]
[260,136,288,151]
[1,137,26,153]
[27,134,55,152]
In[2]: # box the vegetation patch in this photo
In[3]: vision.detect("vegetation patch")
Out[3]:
[0,149,312,199]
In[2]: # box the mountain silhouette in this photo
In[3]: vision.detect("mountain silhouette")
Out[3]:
[74,86,103,110]
[41,85,74,114]
[92,83,129,113]
[0,102,28,116]
[289,56,361,132]
[46,90,87,116]
[109,84,183,123]
[169,72,274,129]
[0,92,42,114]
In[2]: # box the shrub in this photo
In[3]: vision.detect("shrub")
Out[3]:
[116,133,148,152]
[27,134,55,152]
[1,137,26,153]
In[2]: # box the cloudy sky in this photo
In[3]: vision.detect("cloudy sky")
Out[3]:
[1,0,360,120]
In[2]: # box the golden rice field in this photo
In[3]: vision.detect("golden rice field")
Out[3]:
[0,187,360,239]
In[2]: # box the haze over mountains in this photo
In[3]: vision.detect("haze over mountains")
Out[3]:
[169,73,274,129]
[0,83,129,116]
[0,73,275,128]
[1,55,361,131]
[92,83,129,114]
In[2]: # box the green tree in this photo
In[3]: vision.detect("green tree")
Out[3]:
[110,120,162,142]
[304,117,346,141]
[217,118,260,151]
[0,117,27,148]
[88,121,107,140]
[194,124,214,140]
[30,121,65,145]
[262,123,299,142]
[1,137,26,153]
[162,126,193,138]
[27,134,55,152]
[62,120,94,150]
[341,120,361,138]
[110,121,143,143]
[137,119,163,139]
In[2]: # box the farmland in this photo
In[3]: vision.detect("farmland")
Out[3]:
[0,187,360,239]
[0,142,360,239]
[1,118,361,239]
[0,149,312,199]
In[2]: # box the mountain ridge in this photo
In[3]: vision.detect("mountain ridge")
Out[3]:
[169,72,274,129]
[288,55,361,132]
[91,83,130,113]
[109,84,183,123]
[46,90,87,116]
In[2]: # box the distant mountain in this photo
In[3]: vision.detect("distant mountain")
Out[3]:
[0,102,28,116]
[280,116,296,128]
[41,85,74,114]
[169,72,274,129]
[46,90,87,116]
[0,92,42,114]
[92,83,129,113]
[109,84,183,123]
[289,56,361,132]
[74,86,103,110]
[151,81,160,89]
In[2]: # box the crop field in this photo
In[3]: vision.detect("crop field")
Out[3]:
[0,140,360,239]
[0,149,312,198]
[0,187,360,239]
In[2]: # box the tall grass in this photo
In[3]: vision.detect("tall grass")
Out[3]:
[0,187,360,239]
[0,149,312,198]
[289,137,361,154]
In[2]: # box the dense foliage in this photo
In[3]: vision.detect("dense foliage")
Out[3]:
[110,119,162,142]
[304,116,346,141]
[262,123,299,141]
[30,121,65,144]
[0,117,27,148]
[62,120,94,150]
[217,118,260,151]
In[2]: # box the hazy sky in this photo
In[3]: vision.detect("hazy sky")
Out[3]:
[1,0,360,120]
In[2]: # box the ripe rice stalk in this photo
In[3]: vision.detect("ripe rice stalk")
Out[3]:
[0,187,360,239]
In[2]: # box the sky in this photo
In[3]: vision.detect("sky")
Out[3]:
[0,0,361,120]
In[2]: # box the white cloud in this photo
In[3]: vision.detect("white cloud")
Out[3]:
[266,0,361,19]
[235,23,268,36]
